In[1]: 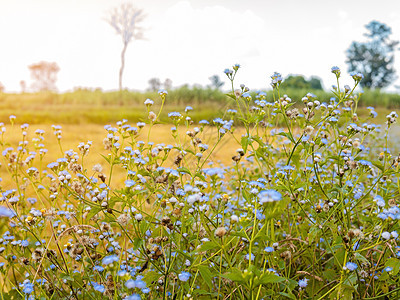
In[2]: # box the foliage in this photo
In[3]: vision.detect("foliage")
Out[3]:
[2,86,400,125]
[1,65,400,299]
[28,61,60,92]
[280,75,323,90]
[346,20,399,89]
[148,78,161,92]
[208,75,225,90]
[106,3,146,91]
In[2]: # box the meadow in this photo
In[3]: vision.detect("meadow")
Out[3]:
[0,66,400,299]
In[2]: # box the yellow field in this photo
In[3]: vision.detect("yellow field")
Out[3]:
[0,123,246,190]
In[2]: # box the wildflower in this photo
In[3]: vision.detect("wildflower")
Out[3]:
[264,246,274,253]
[350,71,364,82]
[345,262,357,271]
[21,280,34,294]
[234,89,242,98]
[304,125,314,135]
[214,227,227,238]
[224,69,233,76]
[93,283,105,293]
[178,271,191,282]
[102,255,119,265]
[168,112,182,121]
[382,231,391,240]
[148,111,157,122]
[126,295,141,300]
[298,278,308,288]
[158,89,168,99]
[93,265,104,272]
[258,190,282,204]
[125,279,136,289]
[233,64,240,71]
[331,66,340,77]
[144,99,154,106]
[0,206,14,218]
[245,253,255,261]
[117,214,131,226]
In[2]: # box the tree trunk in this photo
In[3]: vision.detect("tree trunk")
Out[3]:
[119,43,128,91]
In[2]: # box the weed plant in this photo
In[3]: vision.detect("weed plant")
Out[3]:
[0,66,400,299]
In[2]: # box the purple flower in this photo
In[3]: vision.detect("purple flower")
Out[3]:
[0,206,14,218]
[345,262,357,271]
[298,278,308,288]
[178,271,191,282]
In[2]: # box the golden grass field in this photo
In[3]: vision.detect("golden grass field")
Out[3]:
[0,122,247,191]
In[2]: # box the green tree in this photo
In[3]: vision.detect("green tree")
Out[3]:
[280,75,323,90]
[346,20,399,89]
[309,76,323,90]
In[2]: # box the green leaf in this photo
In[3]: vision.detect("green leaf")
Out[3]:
[177,167,192,176]
[198,265,214,289]
[257,273,285,284]
[278,132,295,143]
[60,274,74,282]
[323,269,337,281]
[133,237,143,250]
[195,241,218,253]
[143,270,161,285]
[221,268,246,284]
[354,252,369,265]
[225,93,237,100]
[241,136,250,153]
[371,160,385,172]
[385,257,400,275]
[279,292,297,299]
[85,206,102,221]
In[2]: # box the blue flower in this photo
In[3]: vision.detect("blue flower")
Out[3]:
[331,66,340,75]
[93,283,105,293]
[298,278,308,288]
[385,267,393,272]
[125,279,136,289]
[21,280,34,294]
[93,265,104,272]
[102,255,119,265]
[258,190,282,204]
[0,206,15,218]
[264,246,274,253]
[345,262,357,271]
[126,294,141,300]
[178,271,191,282]
[125,180,135,188]
[135,279,146,289]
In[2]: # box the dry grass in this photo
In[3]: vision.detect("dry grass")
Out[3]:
[0,123,246,192]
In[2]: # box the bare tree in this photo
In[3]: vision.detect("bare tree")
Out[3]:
[20,80,26,93]
[106,3,146,91]
[148,77,161,92]
[163,78,173,90]
[28,61,60,92]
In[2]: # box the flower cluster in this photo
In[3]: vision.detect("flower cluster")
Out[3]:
[0,66,399,299]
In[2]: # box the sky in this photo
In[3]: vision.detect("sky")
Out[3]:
[1,0,400,93]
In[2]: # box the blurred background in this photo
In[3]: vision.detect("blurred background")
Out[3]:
[0,0,399,93]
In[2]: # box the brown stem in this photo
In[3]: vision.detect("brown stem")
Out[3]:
[119,43,128,91]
